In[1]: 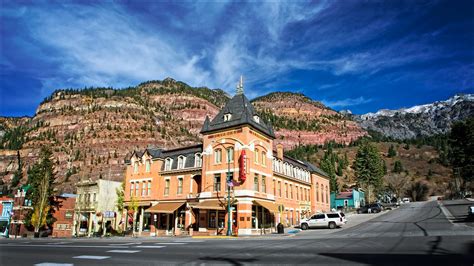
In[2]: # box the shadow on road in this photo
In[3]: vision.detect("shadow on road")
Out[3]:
[198,256,257,266]
[319,252,473,266]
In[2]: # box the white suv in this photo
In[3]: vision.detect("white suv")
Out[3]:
[300,212,346,230]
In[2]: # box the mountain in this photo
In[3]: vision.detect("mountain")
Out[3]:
[0,79,365,193]
[355,94,474,139]
[252,92,367,147]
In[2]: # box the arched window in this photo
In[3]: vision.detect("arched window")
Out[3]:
[133,161,139,173]
[224,113,232,121]
[145,159,151,173]
[164,158,173,171]
[177,155,186,169]
[261,151,266,166]
[254,148,259,164]
[226,147,234,162]
[214,149,222,164]
[326,186,329,203]
[321,184,324,203]
[316,183,319,202]
[194,153,202,167]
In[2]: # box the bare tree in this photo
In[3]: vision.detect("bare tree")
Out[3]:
[384,173,410,201]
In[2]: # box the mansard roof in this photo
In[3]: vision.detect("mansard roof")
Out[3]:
[201,93,275,139]
[161,144,203,170]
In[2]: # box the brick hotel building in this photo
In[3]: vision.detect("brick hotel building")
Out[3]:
[123,80,330,236]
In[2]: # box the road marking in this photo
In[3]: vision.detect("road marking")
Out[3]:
[136,245,165,248]
[174,240,205,243]
[154,242,186,245]
[47,242,70,245]
[35,263,73,266]
[0,244,127,249]
[109,242,141,246]
[107,250,141,253]
[438,201,456,224]
[73,255,110,260]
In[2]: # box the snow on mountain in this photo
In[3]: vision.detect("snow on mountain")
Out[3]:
[356,94,474,139]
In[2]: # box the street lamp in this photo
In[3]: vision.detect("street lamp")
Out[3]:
[226,150,232,237]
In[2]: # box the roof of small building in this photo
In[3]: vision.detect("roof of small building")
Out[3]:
[200,93,275,138]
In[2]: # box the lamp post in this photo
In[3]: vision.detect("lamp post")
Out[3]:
[226,152,232,236]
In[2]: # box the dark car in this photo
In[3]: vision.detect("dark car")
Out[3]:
[357,203,383,214]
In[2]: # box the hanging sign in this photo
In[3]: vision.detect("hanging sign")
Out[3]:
[238,150,247,184]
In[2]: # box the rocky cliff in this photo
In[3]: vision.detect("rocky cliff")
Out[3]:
[252,92,367,147]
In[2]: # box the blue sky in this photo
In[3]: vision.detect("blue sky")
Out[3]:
[1,0,473,117]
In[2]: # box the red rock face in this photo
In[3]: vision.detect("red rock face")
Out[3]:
[252,92,367,149]
[0,85,366,193]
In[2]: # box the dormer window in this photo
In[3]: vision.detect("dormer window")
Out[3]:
[164,158,173,171]
[195,153,202,167]
[253,115,260,123]
[177,155,186,169]
[224,113,232,121]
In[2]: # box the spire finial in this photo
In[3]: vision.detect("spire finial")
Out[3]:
[236,75,244,95]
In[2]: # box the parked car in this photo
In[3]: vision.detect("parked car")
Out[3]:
[300,212,346,230]
[402,197,411,203]
[468,206,474,219]
[357,203,383,214]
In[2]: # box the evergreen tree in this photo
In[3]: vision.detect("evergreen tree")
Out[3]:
[353,142,384,202]
[393,160,404,174]
[10,151,23,190]
[26,146,57,237]
[337,160,344,176]
[448,117,474,190]
[388,144,397,157]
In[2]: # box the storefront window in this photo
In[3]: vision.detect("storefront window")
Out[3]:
[143,212,151,231]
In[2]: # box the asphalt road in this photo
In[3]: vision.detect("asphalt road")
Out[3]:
[0,200,472,265]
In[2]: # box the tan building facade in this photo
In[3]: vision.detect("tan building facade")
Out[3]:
[74,179,122,236]
[124,81,330,236]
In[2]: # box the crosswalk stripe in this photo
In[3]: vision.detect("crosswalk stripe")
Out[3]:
[47,242,70,245]
[109,242,141,246]
[35,263,73,266]
[135,245,165,248]
[107,250,141,253]
[154,242,186,245]
[73,255,110,260]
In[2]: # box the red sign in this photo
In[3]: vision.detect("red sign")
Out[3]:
[239,150,247,184]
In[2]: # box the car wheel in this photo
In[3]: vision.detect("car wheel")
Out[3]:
[357,210,361,214]
[301,223,309,230]
[328,222,336,229]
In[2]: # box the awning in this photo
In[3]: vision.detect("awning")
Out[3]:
[253,200,279,213]
[145,202,185,214]
[193,200,226,210]
[124,201,152,207]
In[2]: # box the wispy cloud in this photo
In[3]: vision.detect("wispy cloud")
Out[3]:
[322,97,373,108]
[1,0,473,116]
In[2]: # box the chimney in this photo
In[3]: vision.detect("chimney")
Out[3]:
[276,144,284,160]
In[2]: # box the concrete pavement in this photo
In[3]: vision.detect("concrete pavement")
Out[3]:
[0,201,472,265]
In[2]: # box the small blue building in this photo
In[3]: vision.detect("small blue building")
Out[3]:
[330,189,365,210]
